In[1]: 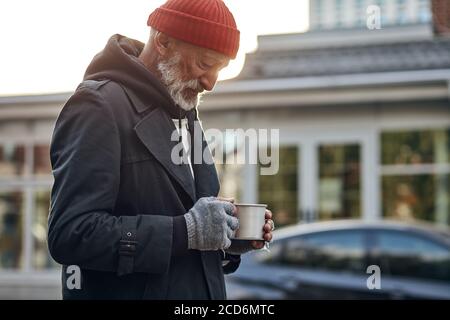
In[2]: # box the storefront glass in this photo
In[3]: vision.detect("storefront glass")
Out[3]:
[33,189,58,269]
[259,146,298,227]
[0,191,23,269]
[318,144,361,220]
[33,145,52,177]
[381,128,449,226]
[0,144,25,177]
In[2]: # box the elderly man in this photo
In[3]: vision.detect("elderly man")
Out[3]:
[48,0,274,300]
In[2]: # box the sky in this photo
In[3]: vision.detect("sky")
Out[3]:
[0,0,309,96]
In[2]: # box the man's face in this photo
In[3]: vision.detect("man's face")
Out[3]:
[157,40,230,111]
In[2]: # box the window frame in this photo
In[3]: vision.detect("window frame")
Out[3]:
[379,127,450,225]
[0,139,54,272]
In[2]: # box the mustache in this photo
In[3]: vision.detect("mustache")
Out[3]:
[157,54,204,111]
[157,54,204,94]
[181,79,204,94]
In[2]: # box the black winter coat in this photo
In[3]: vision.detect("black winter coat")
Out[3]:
[48,34,240,300]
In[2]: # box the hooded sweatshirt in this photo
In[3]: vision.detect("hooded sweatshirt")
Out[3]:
[84,34,195,119]
[83,34,196,256]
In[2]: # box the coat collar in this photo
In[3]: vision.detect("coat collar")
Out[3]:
[134,107,196,202]
[134,106,220,204]
[124,86,154,114]
[123,82,192,119]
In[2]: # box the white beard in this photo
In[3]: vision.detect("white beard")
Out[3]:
[157,53,204,111]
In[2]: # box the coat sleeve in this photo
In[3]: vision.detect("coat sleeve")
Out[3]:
[48,85,173,276]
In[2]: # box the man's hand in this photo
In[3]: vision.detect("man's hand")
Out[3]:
[217,197,274,250]
[251,209,273,249]
[184,197,239,251]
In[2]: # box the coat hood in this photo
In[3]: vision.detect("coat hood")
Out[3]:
[84,34,194,120]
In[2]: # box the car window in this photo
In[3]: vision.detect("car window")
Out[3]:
[254,240,283,263]
[374,230,450,282]
[302,230,365,251]
[279,230,367,273]
[378,231,448,255]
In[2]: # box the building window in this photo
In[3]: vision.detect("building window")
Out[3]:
[217,160,244,203]
[382,129,449,165]
[215,129,247,201]
[33,189,57,269]
[418,0,431,23]
[259,146,298,227]
[0,141,54,272]
[335,0,344,28]
[312,0,324,30]
[378,0,388,26]
[382,174,449,223]
[396,0,408,24]
[355,0,366,27]
[0,143,25,177]
[33,145,52,177]
[381,129,450,226]
[0,191,23,269]
[319,144,361,220]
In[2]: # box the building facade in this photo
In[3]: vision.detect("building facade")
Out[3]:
[309,0,432,30]
[201,22,450,228]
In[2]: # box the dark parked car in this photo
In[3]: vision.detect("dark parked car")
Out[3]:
[225,220,450,299]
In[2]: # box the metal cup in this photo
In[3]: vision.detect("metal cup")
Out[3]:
[232,203,267,240]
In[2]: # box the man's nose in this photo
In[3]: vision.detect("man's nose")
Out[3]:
[199,72,218,92]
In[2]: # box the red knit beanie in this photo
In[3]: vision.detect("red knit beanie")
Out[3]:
[147,0,240,59]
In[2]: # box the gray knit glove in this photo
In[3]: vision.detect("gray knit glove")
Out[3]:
[225,239,256,255]
[184,197,239,251]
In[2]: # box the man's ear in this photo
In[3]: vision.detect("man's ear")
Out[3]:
[154,31,172,57]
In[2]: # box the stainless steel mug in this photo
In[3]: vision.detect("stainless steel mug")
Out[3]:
[233,203,267,240]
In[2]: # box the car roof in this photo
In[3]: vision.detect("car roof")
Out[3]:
[273,219,450,243]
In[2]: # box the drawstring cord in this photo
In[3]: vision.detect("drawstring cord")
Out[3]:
[178,108,182,165]
[177,107,197,166]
